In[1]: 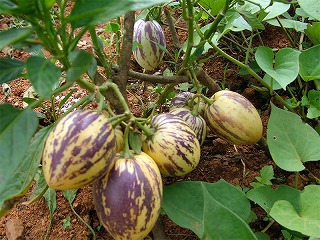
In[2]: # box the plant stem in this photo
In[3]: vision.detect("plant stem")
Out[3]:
[203,0,230,40]
[99,81,131,114]
[262,220,275,233]
[122,121,134,158]
[134,120,154,138]
[27,81,74,110]
[89,26,111,77]
[181,0,195,70]
[69,202,96,240]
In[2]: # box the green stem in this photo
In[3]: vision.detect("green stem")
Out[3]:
[27,81,74,110]
[181,0,195,69]
[203,0,230,40]
[99,82,131,114]
[122,121,134,158]
[69,202,96,240]
[61,94,94,117]
[134,120,154,138]
[89,26,112,77]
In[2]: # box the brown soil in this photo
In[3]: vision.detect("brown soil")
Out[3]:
[0,9,319,240]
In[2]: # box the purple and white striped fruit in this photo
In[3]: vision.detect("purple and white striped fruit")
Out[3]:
[142,113,200,177]
[92,152,162,240]
[171,91,206,116]
[42,110,117,190]
[170,107,207,145]
[204,90,263,145]
[133,19,166,70]
[115,125,124,153]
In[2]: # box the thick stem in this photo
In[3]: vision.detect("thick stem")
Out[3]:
[203,0,230,40]
[113,11,135,103]
[164,7,181,50]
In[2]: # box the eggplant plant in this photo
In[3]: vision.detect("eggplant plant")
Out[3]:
[0,0,319,239]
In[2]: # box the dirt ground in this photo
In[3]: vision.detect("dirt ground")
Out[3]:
[0,8,319,240]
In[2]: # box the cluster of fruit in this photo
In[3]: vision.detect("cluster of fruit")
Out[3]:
[41,18,262,240]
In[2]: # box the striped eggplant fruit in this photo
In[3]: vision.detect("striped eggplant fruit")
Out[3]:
[115,125,124,153]
[204,90,263,145]
[169,107,207,145]
[142,113,200,177]
[170,91,206,116]
[133,19,166,71]
[42,110,117,190]
[92,152,162,240]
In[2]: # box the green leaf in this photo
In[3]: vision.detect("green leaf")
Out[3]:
[266,18,308,32]
[297,0,320,21]
[129,131,142,154]
[270,185,320,237]
[26,56,61,98]
[263,1,290,21]
[304,22,320,45]
[0,58,25,84]
[199,0,226,16]
[250,165,274,188]
[246,185,301,214]
[44,187,57,217]
[105,22,120,33]
[69,0,171,29]
[306,90,320,119]
[66,50,96,82]
[237,10,265,30]
[262,74,282,90]
[63,189,78,204]
[267,103,320,171]
[23,168,48,205]
[0,27,34,50]
[0,122,52,217]
[255,46,300,90]
[162,179,256,239]
[299,45,320,82]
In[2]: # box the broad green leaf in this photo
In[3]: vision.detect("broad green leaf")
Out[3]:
[66,50,96,82]
[270,185,320,237]
[304,22,320,45]
[23,168,48,205]
[0,27,34,50]
[26,56,61,98]
[0,0,18,14]
[0,58,25,84]
[263,1,290,21]
[201,185,257,240]
[255,46,300,90]
[306,90,320,119]
[63,189,78,204]
[129,131,142,154]
[199,0,226,16]
[105,22,120,33]
[246,185,301,213]
[299,45,320,82]
[69,0,171,29]
[0,122,51,217]
[297,0,320,21]
[262,74,282,90]
[162,179,254,239]
[44,187,57,216]
[237,10,265,30]
[267,103,320,171]
[266,18,308,32]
